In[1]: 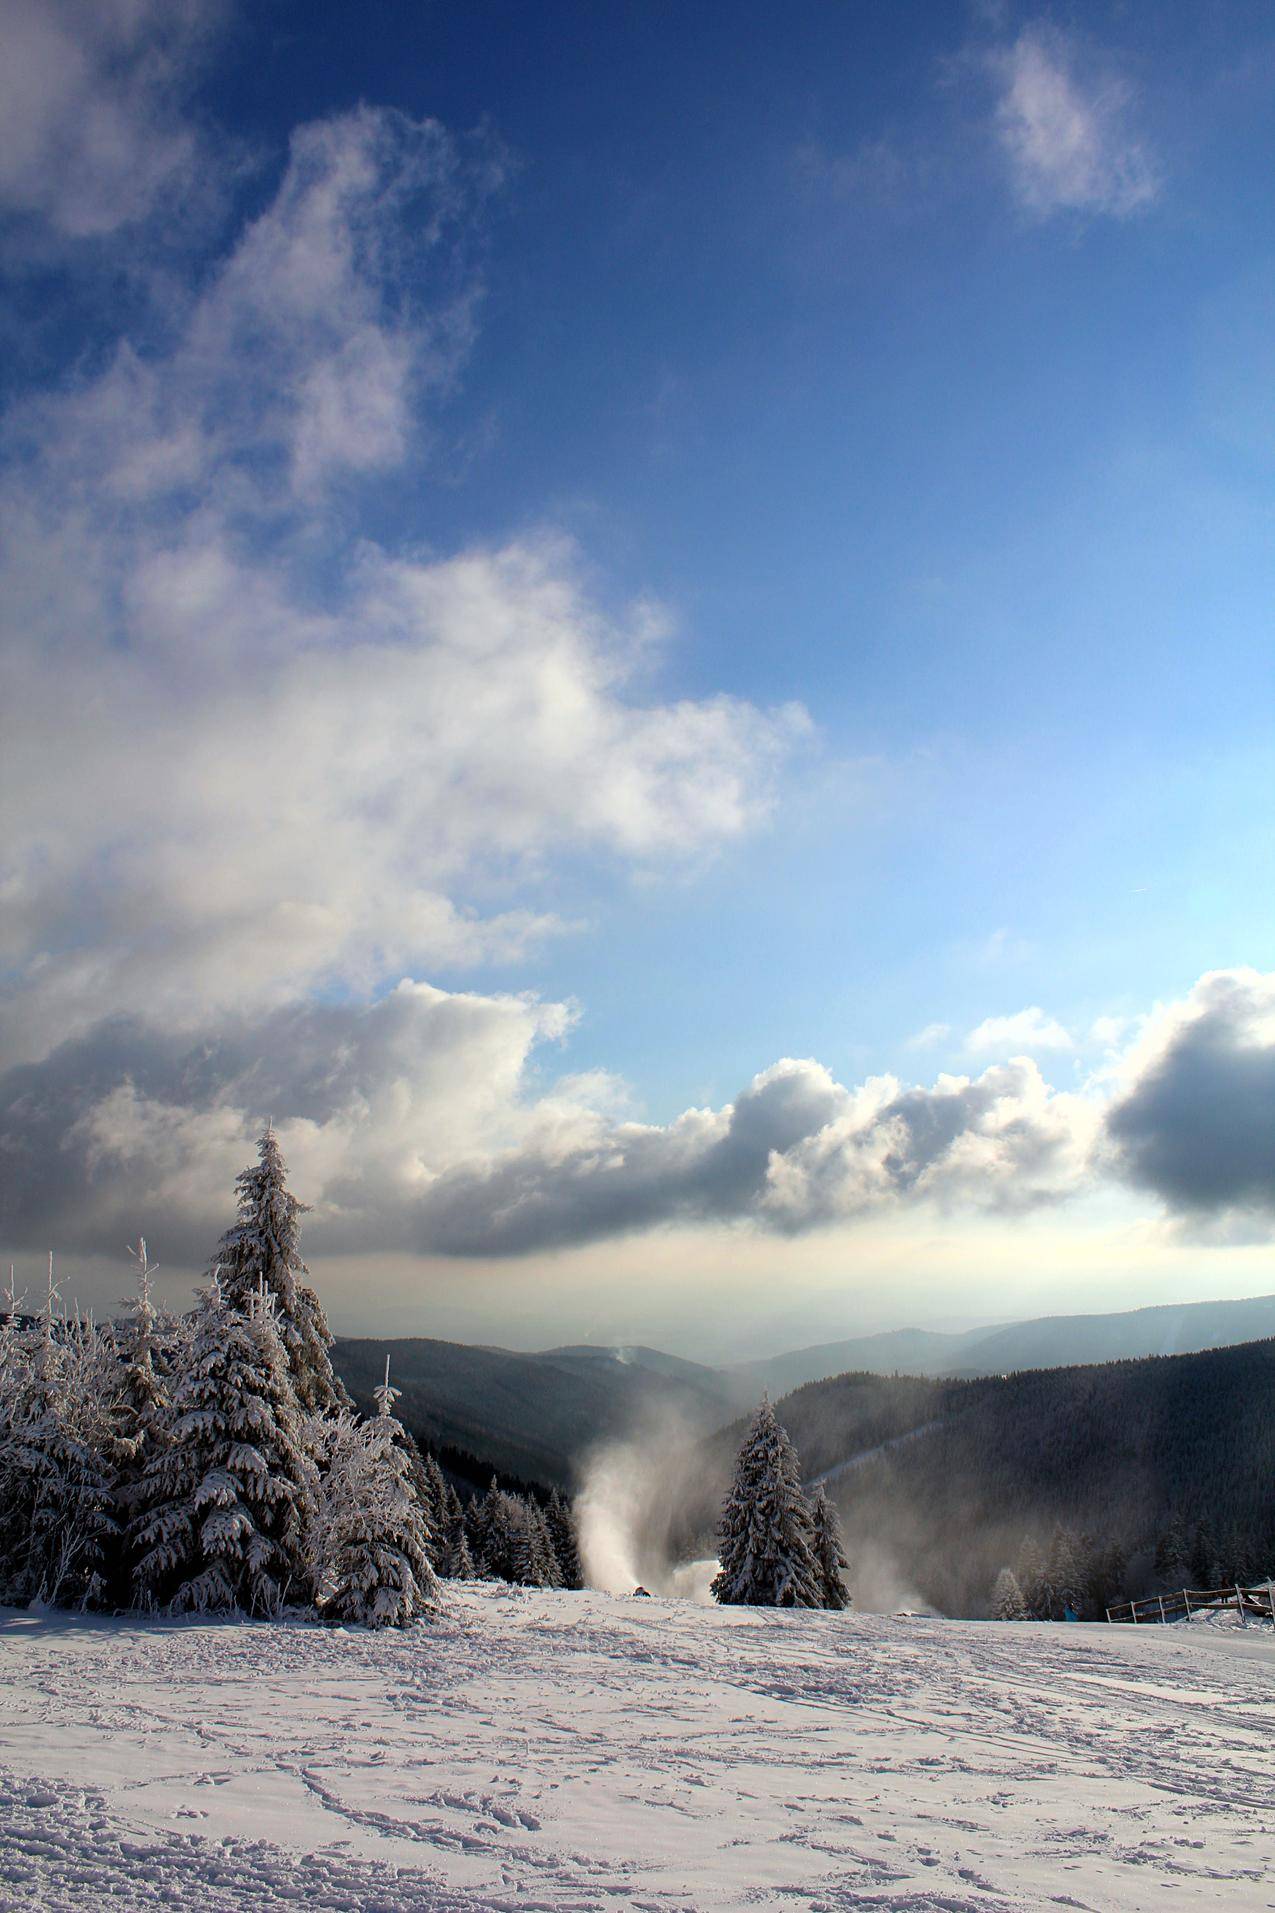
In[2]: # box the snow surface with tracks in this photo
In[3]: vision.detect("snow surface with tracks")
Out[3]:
[1,1586,1272,1911]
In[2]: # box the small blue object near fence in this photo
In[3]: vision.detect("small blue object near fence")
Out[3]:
[1105,1582,1275,1625]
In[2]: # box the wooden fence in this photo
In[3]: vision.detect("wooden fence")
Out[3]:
[1106,1582,1275,1625]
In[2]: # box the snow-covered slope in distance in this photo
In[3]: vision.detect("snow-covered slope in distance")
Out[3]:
[1,1587,1272,1911]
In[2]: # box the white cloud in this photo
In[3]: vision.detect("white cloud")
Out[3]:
[7,969,1271,1267]
[906,1021,952,1050]
[0,0,223,239]
[0,1004,1098,1260]
[0,106,807,1068]
[991,25,1158,220]
[965,1007,1074,1055]
[1102,968,1275,1225]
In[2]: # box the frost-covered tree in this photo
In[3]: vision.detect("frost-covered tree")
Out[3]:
[414,1447,449,1572]
[1015,1536,1048,1619]
[711,1398,821,1608]
[1043,1524,1087,1619]
[545,1488,584,1591]
[439,1482,474,1578]
[130,1279,316,1616]
[314,1361,439,1628]
[211,1129,348,1421]
[991,1566,1028,1620]
[108,1240,181,1601]
[468,1477,512,1580]
[0,1275,35,1599]
[0,1262,118,1610]
[810,1487,851,1611]
[510,1499,560,1587]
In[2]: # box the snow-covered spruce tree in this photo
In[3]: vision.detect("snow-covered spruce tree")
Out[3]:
[416,1448,450,1574]
[1015,1536,1048,1619]
[468,1478,507,1579]
[810,1487,851,1611]
[1043,1524,1087,1619]
[130,1279,316,1616]
[314,1361,439,1628]
[211,1129,349,1421]
[1,1265,118,1611]
[545,1488,584,1591]
[509,1499,561,1588]
[991,1567,1028,1620]
[0,1277,35,1600]
[108,1241,179,1602]
[440,1482,474,1578]
[711,1397,821,1608]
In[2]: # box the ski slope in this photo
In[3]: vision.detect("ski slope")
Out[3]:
[1,1587,1272,1911]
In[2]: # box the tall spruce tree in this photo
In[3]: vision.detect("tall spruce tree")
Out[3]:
[109,1241,177,1603]
[711,1398,821,1608]
[130,1279,316,1616]
[810,1486,851,1610]
[211,1129,348,1421]
[545,1488,584,1590]
[1015,1536,1048,1619]
[439,1482,474,1578]
[314,1361,439,1628]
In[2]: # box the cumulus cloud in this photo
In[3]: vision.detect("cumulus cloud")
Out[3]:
[0,0,223,239]
[0,104,806,1067]
[990,24,1158,219]
[6,969,1272,1266]
[1104,969,1275,1222]
[965,1006,1073,1055]
[0,1002,1099,1262]
[0,983,571,1261]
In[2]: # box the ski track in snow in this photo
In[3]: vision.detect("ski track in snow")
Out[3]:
[1,1588,1272,1911]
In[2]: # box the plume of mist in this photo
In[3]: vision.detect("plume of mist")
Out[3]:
[842,1532,931,1614]
[576,1403,722,1601]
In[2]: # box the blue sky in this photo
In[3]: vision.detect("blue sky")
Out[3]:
[1,1,1273,1352]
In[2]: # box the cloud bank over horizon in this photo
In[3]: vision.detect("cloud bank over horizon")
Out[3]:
[4,969,1273,1270]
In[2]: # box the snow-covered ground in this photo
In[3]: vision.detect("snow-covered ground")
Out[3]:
[1,1588,1272,1912]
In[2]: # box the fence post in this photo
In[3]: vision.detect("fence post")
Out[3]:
[1184,1589,1192,1618]
[1235,1585,1246,1627]
[1157,1595,1166,1624]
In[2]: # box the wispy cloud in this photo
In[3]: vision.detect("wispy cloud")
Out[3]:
[0,0,226,240]
[990,23,1158,220]
[906,1022,952,1051]
[1,103,808,1067]
[965,1006,1074,1055]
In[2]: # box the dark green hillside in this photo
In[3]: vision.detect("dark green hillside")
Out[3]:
[333,1335,738,1489]
[774,1338,1275,1617]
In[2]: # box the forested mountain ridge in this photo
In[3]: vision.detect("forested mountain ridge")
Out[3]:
[754,1337,1275,1618]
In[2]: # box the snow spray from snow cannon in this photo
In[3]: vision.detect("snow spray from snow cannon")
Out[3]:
[575,1406,720,1602]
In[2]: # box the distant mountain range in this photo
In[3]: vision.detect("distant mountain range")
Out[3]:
[728,1291,1275,1395]
[333,1290,1275,1494]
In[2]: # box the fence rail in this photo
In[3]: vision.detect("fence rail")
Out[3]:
[1106,1582,1275,1626]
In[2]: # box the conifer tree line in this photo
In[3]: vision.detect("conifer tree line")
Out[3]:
[0,1131,583,1627]
[712,1397,852,1609]
[991,1516,1270,1622]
